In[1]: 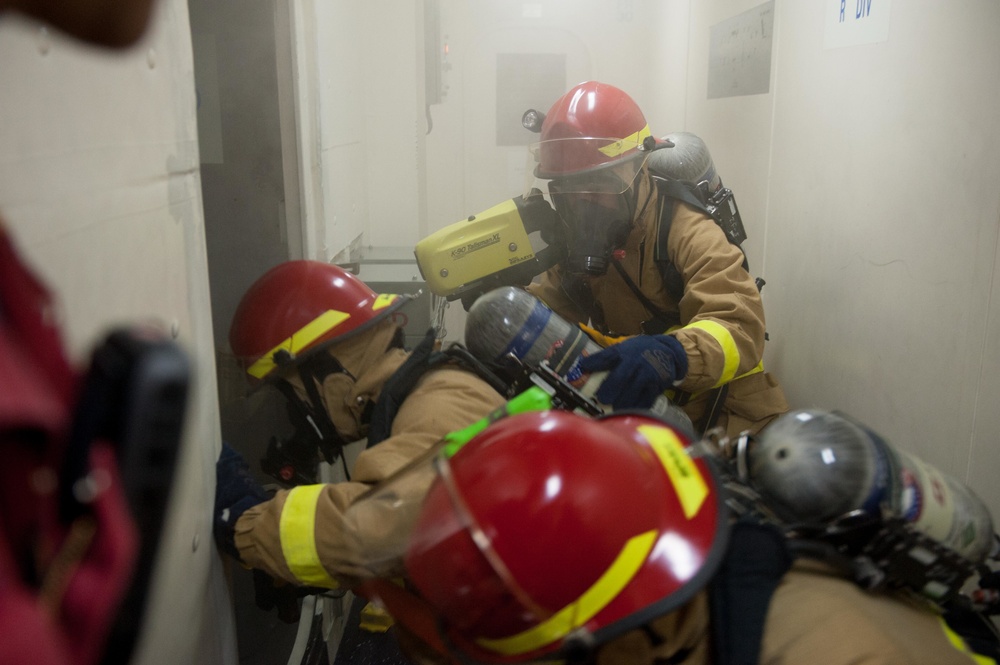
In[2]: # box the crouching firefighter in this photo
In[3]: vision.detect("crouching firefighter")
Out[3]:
[351,402,1000,665]
[520,81,788,439]
[212,260,506,663]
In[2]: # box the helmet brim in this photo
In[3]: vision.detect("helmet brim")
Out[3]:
[253,290,421,385]
[411,410,731,663]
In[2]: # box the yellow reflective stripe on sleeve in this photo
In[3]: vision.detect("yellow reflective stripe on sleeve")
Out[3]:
[938,617,998,664]
[475,530,657,656]
[680,320,740,388]
[599,125,652,157]
[639,425,708,519]
[279,485,340,589]
[372,293,399,311]
[247,310,351,379]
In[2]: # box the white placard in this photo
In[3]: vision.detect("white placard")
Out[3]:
[707,2,775,99]
[825,0,893,50]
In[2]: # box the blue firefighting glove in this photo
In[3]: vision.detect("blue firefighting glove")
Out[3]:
[214,442,269,561]
[578,334,688,410]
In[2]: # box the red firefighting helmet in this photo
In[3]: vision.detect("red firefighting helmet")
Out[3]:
[404,410,728,663]
[534,81,654,180]
[229,260,414,380]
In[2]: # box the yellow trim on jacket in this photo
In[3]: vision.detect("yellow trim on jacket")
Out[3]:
[279,485,340,588]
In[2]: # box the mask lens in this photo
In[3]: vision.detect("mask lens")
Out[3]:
[533,154,648,276]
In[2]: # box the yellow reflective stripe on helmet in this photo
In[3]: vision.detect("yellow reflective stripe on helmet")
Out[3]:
[475,530,657,656]
[639,425,708,519]
[938,617,997,664]
[372,293,399,311]
[247,309,351,379]
[680,320,740,388]
[599,125,652,157]
[279,485,340,588]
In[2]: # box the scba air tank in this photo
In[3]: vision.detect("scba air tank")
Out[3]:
[464,287,693,431]
[748,409,995,563]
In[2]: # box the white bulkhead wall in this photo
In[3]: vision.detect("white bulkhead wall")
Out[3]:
[660,0,1000,518]
[0,0,235,663]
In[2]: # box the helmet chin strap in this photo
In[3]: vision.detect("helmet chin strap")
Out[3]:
[293,356,355,462]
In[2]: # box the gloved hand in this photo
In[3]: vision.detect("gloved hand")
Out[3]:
[214,442,269,561]
[578,334,688,410]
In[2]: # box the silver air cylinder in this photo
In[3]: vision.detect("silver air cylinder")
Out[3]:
[749,409,995,563]
[464,287,693,434]
[648,131,721,193]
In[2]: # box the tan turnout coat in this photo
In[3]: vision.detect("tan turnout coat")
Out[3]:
[529,181,788,438]
[234,321,505,587]
[596,561,991,665]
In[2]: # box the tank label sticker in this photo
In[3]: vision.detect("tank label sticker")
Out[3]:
[896,449,956,545]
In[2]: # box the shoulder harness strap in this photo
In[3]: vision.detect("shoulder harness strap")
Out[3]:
[653,178,715,302]
[610,259,680,334]
[648,178,758,434]
[652,177,753,303]
[708,518,793,665]
[366,329,506,447]
[365,329,438,447]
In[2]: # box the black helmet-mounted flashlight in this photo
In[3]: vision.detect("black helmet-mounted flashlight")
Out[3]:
[522,109,545,133]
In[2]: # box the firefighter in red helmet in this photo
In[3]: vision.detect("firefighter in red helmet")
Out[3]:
[522,81,788,439]
[215,260,504,583]
[353,408,998,665]
[214,260,505,661]
[215,261,503,663]
[402,409,728,663]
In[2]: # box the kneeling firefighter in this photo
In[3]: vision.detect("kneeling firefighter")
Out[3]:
[213,260,506,662]
[352,404,999,665]
[415,81,788,438]
[521,82,789,439]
